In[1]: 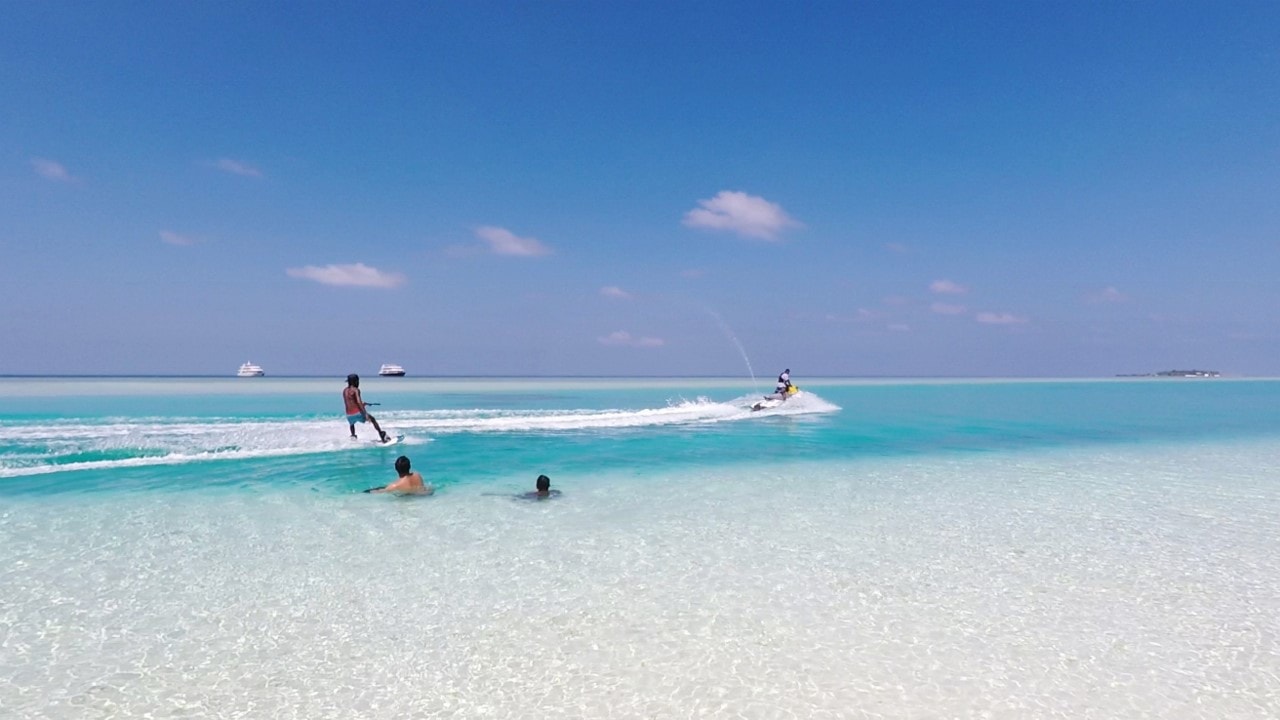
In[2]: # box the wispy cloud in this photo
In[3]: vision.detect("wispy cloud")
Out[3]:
[159,230,198,246]
[826,308,883,323]
[976,311,1028,325]
[597,330,664,348]
[929,279,968,295]
[475,226,552,256]
[600,286,631,299]
[31,157,74,182]
[1086,286,1128,303]
[888,323,911,332]
[286,262,405,288]
[442,244,482,259]
[682,190,801,240]
[680,269,705,279]
[215,158,262,178]
[930,302,967,315]
[884,242,909,254]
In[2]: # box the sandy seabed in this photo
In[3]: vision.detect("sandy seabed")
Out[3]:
[3,439,1279,719]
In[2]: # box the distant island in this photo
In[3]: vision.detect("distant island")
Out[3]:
[1116,369,1221,378]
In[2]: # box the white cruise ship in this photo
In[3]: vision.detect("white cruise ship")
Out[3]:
[237,362,265,377]
[378,363,406,377]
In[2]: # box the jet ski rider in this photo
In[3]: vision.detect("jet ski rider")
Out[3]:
[775,368,793,398]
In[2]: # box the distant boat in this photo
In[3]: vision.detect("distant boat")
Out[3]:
[378,363,406,377]
[237,362,265,377]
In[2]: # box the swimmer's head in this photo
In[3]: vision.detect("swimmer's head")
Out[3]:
[395,456,411,475]
[536,474,551,492]
[347,373,360,386]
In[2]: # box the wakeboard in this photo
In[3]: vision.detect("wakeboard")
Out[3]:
[352,434,405,446]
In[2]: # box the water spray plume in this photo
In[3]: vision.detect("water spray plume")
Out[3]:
[705,308,759,392]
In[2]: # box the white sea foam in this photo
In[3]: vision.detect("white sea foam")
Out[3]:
[0,418,401,478]
[389,392,840,434]
[0,394,840,478]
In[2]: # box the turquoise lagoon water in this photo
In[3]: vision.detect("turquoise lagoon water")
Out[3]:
[2,377,1279,717]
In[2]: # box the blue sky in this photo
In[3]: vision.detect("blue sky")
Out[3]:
[2,1,1277,377]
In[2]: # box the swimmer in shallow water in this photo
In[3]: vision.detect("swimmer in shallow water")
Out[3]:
[365,455,434,495]
[520,474,561,501]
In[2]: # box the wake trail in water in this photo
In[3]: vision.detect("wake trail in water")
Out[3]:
[0,394,841,478]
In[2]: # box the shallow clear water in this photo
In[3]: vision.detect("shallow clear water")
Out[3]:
[2,377,1279,717]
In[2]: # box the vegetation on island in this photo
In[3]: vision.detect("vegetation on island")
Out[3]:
[1116,369,1221,378]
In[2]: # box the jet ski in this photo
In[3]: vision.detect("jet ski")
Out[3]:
[751,385,799,411]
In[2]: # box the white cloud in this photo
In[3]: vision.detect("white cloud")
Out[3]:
[475,226,552,256]
[600,286,631,299]
[597,331,664,348]
[976,311,1028,325]
[1087,286,1128,303]
[930,302,967,315]
[682,190,801,240]
[929,279,968,295]
[159,230,197,246]
[216,158,262,177]
[31,157,73,182]
[286,262,405,288]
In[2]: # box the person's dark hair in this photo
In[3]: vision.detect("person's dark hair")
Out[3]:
[347,373,360,386]
[536,474,550,492]
[395,456,411,474]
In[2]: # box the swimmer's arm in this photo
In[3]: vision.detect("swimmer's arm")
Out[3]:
[370,477,434,495]
[378,477,411,493]
[368,477,407,494]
